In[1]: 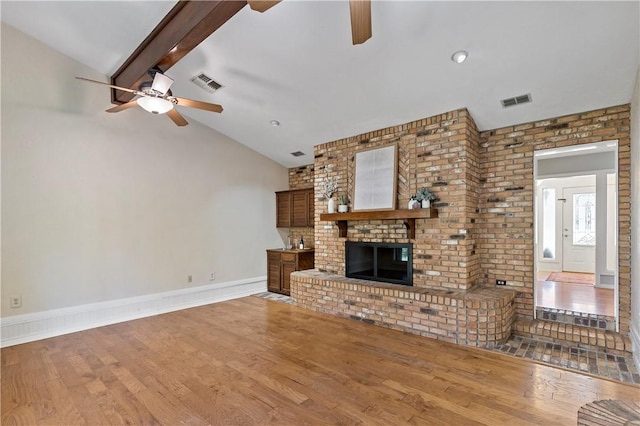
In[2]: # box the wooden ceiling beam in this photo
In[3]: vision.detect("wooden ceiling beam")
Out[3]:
[110,0,247,104]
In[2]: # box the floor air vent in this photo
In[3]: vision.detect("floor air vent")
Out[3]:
[501,93,532,108]
[190,73,223,94]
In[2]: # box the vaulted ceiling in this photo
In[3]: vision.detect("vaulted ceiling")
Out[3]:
[2,1,639,167]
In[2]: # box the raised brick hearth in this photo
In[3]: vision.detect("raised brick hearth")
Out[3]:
[291,270,516,348]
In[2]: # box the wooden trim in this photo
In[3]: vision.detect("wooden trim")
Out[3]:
[110,0,247,104]
[320,208,438,221]
[320,208,438,238]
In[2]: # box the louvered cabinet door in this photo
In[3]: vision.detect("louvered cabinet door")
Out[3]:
[276,192,291,228]
[267,251,282,293]
[291,190,309,227]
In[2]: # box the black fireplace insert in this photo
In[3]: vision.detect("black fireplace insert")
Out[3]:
[345,242,412,286]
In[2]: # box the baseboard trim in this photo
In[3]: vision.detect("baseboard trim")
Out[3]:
[631,321,640,372]
[0,277,266,348]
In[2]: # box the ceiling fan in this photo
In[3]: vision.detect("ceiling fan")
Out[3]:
[76,69,223,127]
[248,0,372,45]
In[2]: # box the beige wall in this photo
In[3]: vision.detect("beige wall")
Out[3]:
[1,24,288,316]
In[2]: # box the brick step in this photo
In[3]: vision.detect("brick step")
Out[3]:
[535,307,616,332]
[513,319,632,357]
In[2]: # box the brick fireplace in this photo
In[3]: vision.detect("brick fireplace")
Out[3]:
[288,105,632,353]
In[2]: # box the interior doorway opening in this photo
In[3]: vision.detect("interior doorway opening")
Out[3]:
[534,141,618,331]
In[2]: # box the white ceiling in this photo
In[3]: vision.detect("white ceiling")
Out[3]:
[2,1,639,168]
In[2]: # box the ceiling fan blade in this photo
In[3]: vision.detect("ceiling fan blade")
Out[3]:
[75,76,138,94]
[173,97,223,113]
[247,0,281,12]
[349,0,372,45]
[105,100,139,113]
[151,72,174,95]
[167,109,189,126]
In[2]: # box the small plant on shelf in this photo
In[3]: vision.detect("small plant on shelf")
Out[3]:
[337,193,349,212]
[410,187,437,209]
[415,187,436,202]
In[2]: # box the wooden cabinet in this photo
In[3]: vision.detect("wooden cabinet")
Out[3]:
[276,192,292,227]
[267,249,314,295]
[276,188,314,228]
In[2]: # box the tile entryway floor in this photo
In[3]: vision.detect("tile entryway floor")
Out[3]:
[254,292,292,304]
[491,335,640,385]
[254,292,639,385]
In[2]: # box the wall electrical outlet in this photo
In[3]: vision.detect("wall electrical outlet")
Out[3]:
[209,272,215,281]
[496,279,507,286]
[10,296,22,308]
[187,275,193,283]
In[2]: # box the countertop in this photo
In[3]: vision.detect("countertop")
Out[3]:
[267,248,315,253]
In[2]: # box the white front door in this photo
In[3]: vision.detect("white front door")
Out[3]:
[562,186,596,273]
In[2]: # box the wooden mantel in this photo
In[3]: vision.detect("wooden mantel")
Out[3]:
[319,208,438,239]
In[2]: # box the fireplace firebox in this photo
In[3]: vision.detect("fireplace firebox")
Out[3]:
[345,242,413,286]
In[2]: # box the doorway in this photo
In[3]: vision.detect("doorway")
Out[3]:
[534,141,618,330]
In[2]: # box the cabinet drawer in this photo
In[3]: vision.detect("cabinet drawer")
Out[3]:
[267,251,282,262]
[281,253,297,262]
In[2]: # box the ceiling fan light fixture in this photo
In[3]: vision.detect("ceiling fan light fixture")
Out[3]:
[451,50,469,64]
[137,96,174,115]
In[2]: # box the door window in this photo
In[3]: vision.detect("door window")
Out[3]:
[573,193,596,246]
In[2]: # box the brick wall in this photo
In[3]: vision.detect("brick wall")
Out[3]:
[305,104,631,338]
[314,109,481,291]
[477,105,631,334]
[288,164,314,189]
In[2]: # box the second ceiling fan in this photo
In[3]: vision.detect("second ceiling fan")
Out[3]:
[248,0,372,45]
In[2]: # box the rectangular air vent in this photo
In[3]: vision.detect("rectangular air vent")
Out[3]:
[500,93,532,108]
[290,151,306,157]
[190,72,223,94]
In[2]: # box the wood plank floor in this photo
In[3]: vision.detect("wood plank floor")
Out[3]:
[2,296,638,425]
[536,278,615,316]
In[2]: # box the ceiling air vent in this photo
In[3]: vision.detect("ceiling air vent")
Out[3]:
[190,72,223,94]
[290,151,306,157]
[500,93,532,108]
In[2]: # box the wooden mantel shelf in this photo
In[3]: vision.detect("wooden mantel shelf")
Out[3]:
[320,208,438,239]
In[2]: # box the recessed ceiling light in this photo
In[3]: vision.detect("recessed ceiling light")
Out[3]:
[270,120,280,127]
[451,50,469,64]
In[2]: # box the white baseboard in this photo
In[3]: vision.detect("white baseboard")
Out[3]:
[0,277,266,348]
[631,321,640,373]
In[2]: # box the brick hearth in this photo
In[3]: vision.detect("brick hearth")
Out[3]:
[291,270,515,348]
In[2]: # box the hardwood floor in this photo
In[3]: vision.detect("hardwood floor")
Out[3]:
[536,271,615,316]
[2,296,638,425]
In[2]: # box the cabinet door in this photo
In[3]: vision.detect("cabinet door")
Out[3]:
[281,261,297,295]
[307,189,315,227]
[291,191,308,227]
[267,252,282,292]
[276,192,291,228]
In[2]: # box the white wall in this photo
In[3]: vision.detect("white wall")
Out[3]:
[1,23,288,317]
[631,66,640,369]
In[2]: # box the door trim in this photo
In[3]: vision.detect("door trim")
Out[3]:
[533,140,619,331]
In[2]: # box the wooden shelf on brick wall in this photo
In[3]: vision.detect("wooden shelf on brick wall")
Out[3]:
[319,208,438,239]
